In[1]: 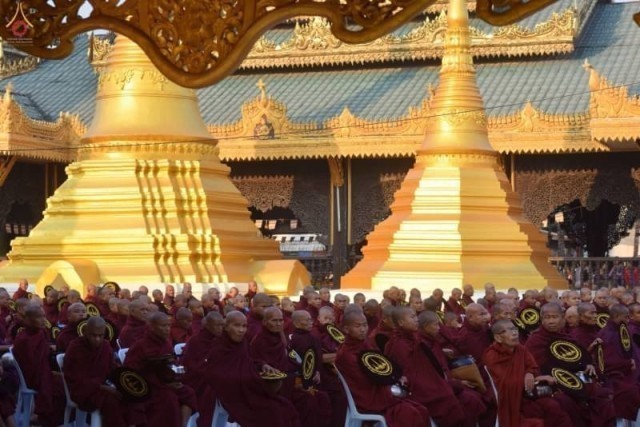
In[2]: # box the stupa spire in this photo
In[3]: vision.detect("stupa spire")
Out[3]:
[420,0,493,154]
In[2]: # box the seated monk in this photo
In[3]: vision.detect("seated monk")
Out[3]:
[304,291,322,321]
[58,290,81,325]
[250,308,331,427]
[369,304,395,352]
[572,303,601,353]
[385,306,479,427]
[182,312,224,427]
[597,304,640,420]
[335,310,431,427]
[206,311,300,427]
[63,317,131,427]
[187,300,204,336]
[246,293,274,342]
[170,307,193,345]
[55,302,87,352]
[43,288,60,325]
[12,304,65,427]
[124,312,196,427]
[118,299,149,348]
[484,319,572,427]
[525,302,616,427]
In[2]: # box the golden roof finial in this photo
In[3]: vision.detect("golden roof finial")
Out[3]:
[419,0,493,155]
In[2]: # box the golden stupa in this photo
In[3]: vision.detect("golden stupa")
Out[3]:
[0,36,310,296]
[342,0,565,292]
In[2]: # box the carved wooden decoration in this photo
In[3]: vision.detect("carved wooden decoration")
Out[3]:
[231,175,294,213]
[0,0,561,88]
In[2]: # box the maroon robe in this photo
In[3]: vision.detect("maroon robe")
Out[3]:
[598,321,640,419]
[628,320,640,382]
[191,313,203,336]
[525,327,616,427]
[305,305,320,321]
[369,323,394,352]
[57,302,70,325]
[11,288,27,301]
[462,295,475,307]
[207,331,300,427]
[12,327,65,427]
[445,297,465,318]
[55,321,81,352]
[335,336,430,427]
[385,329,474,427]
[483,342,571,427]
[571,323,600,352]
[118,316,147,348]
[333,307,344,327]
[170,323,192,345]
[64,337,130,427]
[441,322,492,364]
[245,311,263,343]
[43,302,59,325]
[182,328,218,427]
[250,326,331,427]
[124,329,197,426]
[0,306,9,343]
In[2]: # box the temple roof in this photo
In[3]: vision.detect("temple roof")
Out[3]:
[0,1,639,161]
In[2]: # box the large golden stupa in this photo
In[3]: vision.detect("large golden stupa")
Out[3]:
[342,0,565,291]
[0,36,310,296]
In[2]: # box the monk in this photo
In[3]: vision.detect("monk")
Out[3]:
[369,304,395,351]
[462,284,475,307]
[597,304,640,420]
[182,311,224,427]
[525,302,616,427]
[363,299,380,332]
[124,312,196,427]
[119,299,149,348]
[95,286,114,316]
[63,317,129,427]
[572,303,601,352]
[445,288,465,319]
[628,303,640,381]
[319,287,333,308]
[187,300,204,335]
[55,302,87,352]
[385,307,477,427]
[206,311,300,427]
[304,292,323,321]
[335,311,431,427]
[484,320,572,427]
[58,290,81,325]
[11,279,29,301]
[441,303,492,364]
[0,290,10,344]
[170,307,193,345]
[43,288,60,325]
[332,294,349,326]
[84,284,98,303]
[245,293,273,341]
[12,304,65,427]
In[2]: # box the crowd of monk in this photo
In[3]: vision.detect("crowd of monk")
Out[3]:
[1,279,640,427]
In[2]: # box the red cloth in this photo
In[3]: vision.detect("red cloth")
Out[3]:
[445,297,465,318]
[191,313,203,336]
[462,295,475,307]
[12,327,65,427]
[182,329,218,427]
[207,332,300,427]
[335,336,431,427]
[57,302,70,325]
[571,323,600,352]
[124,329,197,426]
[43,302,59,325]
[483,342,572,427]
[64,337,131,427]
[11,288,27,301]
[55,321,80,352]
[245,311,263,343]
[598,321,640,419]
[118,316,147,348]
[441,322,492,364]
[369,323,394,352]
[385,329,471,427]
[170,324,192,345]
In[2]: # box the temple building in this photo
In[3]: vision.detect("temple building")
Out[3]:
[0,0,639,288]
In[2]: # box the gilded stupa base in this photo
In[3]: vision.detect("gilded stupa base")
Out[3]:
[0,36,310,296]
[342,152,565,292]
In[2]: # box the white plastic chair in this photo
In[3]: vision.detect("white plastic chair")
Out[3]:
[335,368,387,427]
[483,366,500,427]
[174,343,186,356]
[56,353,102,427]
[117,348,128,364]
[186,412,198,427]
[8,347,37,427]
[211,399,238,427]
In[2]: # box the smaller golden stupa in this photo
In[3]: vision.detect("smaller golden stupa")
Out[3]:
[342,0,565,292]
[0,36,310,296]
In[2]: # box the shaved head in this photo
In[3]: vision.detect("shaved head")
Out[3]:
[225,310,246,325]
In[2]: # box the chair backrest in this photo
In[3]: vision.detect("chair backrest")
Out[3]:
[174,343,186,356]
[116,338,122,350]
[484,366,500,427]
[117,348,129,364]
[55,353,74,403]
[335,368,359,414]
[8,347,30,392]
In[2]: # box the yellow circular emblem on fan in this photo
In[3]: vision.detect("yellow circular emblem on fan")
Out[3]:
[121,372,149,397]
[361,352,393,376]
[551,368,582,390]
[596,313,609,329]
[302,349,315,381]
[85,303,100,317]
[326,324,345,344]
[105,322,115,341]
[620,324,631,352]
[520,308,539,325]
[513,318,526,330]
[550,340,582,363]
[77,320,88,337]
[597,345,605,373]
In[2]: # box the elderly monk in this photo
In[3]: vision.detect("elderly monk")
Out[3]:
[170,307,193,345]
[55,302,87,352]
[598,304,640,420]
[245,293,273,342]
[11,279,29,301]
[335,311,430,427]
[484,320,572,427]
[441,303,492,363]
[572,303,601,352]
[63,317,130,427]
[207,311,300,427]
[12,304,65,427]
[525,302,616,427]
[385,307,477,427]
[119,299,149,348]
[251,308,331,427]
[183,312,224,427]
[124,312,196,427]
[564,306,579,331]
